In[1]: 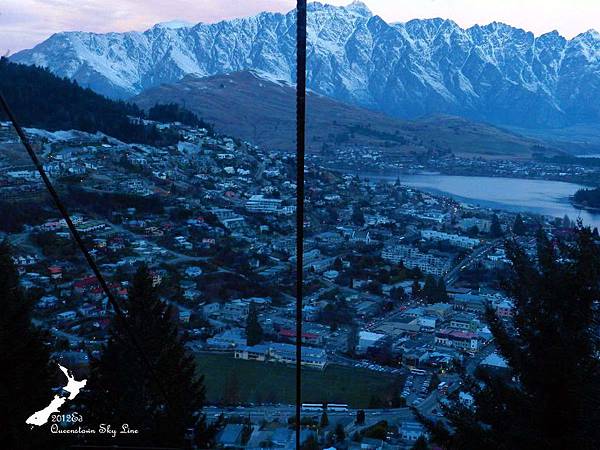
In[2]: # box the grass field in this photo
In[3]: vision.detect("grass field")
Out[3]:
[195,352,400,408]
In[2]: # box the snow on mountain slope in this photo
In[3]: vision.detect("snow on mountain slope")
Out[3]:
[11,1,600,128]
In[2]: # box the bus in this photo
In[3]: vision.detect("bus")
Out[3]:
[410,368,427,375]
[327,403,349,412]
[301,403,324,412]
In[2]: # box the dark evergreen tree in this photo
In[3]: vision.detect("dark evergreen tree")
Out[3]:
[489,214,503,238]
[0,58,204,146]
[436,278,449,301]
[347,324,359,356]
[335,423,346,442]
[320,411,329,428]
[194,413,225,449]
[352,207,365,226]
[573,187,600,209]
[246,302,264,346]
[83,265,206,448]
[411,279,421,298]
[466,225,480,237]
[421,228,600,450]
[301,434,320,450]
[148,102,213,133]
[411,435,430,450]
[333,257,343,271]
[0,242,57,450]
[390,286,406,302]
[356,409,366,425]
[422,275,438,303]
[512,213,526,236]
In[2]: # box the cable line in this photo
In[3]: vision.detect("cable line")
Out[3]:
[0,92,172,410]
[295,1,308,448]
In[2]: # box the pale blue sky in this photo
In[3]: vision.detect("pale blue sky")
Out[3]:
[1,0,598,54]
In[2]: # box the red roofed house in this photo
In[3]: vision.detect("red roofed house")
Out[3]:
[278,328,322,346]
[48,266,63,280]
[74,276,100,294]
[435,328,479,351]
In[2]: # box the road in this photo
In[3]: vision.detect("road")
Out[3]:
[445,239,501,286]
[108,222,208,264]
[204,404,417,424]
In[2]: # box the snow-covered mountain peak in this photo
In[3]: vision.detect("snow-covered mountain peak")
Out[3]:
[344,1,373,17]
[11,4,600,128]
[152,20,194,30]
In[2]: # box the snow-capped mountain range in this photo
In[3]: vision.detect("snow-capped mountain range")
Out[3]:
[11,1,600,128]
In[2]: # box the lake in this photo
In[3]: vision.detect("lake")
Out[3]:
[361,172,600,229]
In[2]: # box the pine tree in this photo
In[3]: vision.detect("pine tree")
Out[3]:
[246,302,264,346]
[489,214,503,238]
[0,242,57,450]
[411,435,430,450]
[83,265,206,447]
[335,423,346,442]
[512,213,526,236]
[320,411,329,428]
[422,275,438,303]
[194,413,225,449]
[437,278,449,301]
[301,434,320,450]
[390,286,406,302]
[412,279,421,298]
[347,324,359,356]
[421,227,600,450]
[352,207,365,226]
[356,409,366,425]
[333,257,343,271]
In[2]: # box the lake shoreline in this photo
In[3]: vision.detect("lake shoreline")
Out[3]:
[338,170,600,229]
[571,201,600,213]
[329,167,599,189]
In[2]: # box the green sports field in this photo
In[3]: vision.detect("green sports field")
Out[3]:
[195,352,399,408]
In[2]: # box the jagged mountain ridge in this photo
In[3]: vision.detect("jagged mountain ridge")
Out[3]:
[11,1,600,128]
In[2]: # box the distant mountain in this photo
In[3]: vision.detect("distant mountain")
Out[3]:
[134,70,561,159]
[11,1,600,129]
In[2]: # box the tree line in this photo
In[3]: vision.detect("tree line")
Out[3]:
[573,187,600,209]
[0,58,210,146]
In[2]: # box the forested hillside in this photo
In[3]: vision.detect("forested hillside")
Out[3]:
[0,58,204,145]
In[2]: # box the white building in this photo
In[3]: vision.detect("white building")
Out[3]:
[458,217,492,233]
[358,331,385,353]
[417,316,437,330]
[401,422,427,442]
[382,245,451,276]
[234,342,327,369]
[421,230,480,249]
[245,195,282,213]
[222,300,249,322]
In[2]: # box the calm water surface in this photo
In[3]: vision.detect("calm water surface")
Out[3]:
[363,173,600,229]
